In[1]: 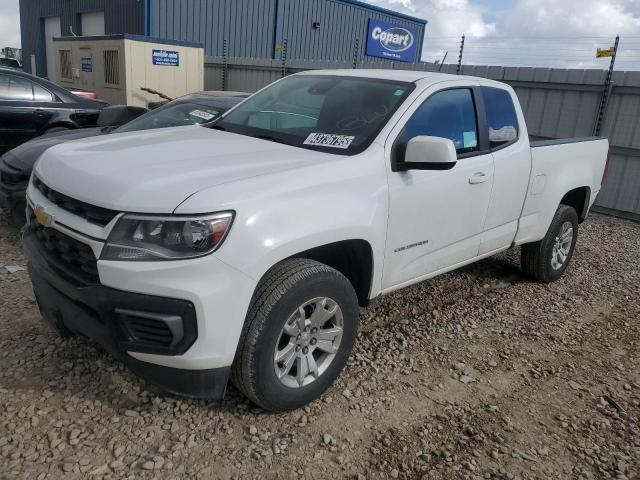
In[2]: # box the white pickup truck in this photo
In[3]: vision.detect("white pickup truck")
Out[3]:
[24,70,609,411]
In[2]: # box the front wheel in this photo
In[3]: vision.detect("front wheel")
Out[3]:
[521,204,579,283]
[231,259,359,411]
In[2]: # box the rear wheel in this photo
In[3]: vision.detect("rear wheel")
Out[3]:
[231,259,359,411]
[521,204,579,283]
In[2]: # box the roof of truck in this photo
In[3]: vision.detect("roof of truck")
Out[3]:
[297,69,500,86]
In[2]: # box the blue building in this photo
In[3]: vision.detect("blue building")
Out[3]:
[20,0,426,80]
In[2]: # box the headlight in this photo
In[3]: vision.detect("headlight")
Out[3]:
[101,212,234,261]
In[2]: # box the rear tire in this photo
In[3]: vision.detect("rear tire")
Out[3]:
[231,258,359,411]
[521,204,579,283]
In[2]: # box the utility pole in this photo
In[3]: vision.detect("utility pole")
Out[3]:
[594,34,619,136]
[456,34,465,75]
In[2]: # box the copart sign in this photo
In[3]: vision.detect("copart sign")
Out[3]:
[365,19,418,62]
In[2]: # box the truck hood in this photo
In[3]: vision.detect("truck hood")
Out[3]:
[34,126,334,213]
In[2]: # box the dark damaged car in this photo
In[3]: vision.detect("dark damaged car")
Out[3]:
[0,91,248,225]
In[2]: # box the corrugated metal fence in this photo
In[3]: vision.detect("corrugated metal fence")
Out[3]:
[204,57,640,218]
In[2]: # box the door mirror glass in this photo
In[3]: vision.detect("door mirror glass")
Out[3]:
[403,136,457,169]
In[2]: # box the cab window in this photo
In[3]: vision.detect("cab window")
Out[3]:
[481,87,518,148]
[399,88,479,157]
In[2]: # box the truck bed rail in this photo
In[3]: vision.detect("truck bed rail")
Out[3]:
[530,136,606,148]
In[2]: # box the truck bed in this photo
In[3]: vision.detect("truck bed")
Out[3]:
[513,135,609,247]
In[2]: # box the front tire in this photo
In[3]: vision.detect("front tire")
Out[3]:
[231,259,359,411]
[521,204,579,283]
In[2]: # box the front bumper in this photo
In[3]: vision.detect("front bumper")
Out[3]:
[24,231,232,399]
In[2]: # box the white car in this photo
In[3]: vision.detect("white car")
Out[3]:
[24,70,610,411]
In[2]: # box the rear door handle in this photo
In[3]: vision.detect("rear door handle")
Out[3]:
[469,172,490,184]
[34,109,47,117]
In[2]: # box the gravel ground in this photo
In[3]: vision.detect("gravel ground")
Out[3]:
[0,212,638,480]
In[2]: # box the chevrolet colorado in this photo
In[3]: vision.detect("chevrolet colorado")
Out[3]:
[23,70,610,411]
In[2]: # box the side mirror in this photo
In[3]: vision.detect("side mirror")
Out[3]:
[398,136,457,171]
[97,105,148,128]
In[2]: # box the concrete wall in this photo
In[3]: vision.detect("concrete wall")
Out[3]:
[204,58,640,218]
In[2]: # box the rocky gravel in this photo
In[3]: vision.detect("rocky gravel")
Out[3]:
[0,212,638,479]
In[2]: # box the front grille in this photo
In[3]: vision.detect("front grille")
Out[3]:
[27,209,99,285]
[33,177,118,227]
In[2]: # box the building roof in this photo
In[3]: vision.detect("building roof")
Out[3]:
[52,33,203,49]
[334,0,427,25]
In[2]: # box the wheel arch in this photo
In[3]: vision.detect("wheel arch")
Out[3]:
[290,239,375,307]
[560,186,591,223]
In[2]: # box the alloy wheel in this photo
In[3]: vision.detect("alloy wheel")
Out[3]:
[273,297,344,388]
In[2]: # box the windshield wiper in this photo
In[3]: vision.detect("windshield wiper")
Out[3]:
[209,124,227,131]
[255,134,285,144]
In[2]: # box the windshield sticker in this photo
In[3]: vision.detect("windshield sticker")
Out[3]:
[189,109,216,121]
[303,133,355,149]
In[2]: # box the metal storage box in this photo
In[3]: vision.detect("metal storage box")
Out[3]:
[53,34,204,107]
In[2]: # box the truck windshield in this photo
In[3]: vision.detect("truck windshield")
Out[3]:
[211,75,414,155]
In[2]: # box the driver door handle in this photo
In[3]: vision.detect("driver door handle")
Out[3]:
[469,172,490,184]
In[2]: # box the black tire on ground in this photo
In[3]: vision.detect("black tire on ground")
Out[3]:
[521,204,579,283]
[231,258,360,411]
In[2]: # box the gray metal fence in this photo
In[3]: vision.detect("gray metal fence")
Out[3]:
[204,57,640,218]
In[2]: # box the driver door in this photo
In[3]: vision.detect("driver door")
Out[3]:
[382,83,494,290]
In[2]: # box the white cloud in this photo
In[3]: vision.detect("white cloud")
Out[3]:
[0,0,21,48]
[369,0,496,37]
[365,0,640,68]
[500,0,640,37]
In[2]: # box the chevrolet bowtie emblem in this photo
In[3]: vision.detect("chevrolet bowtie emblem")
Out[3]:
[33,206,54,227]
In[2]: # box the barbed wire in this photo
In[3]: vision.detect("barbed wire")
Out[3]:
[421,35,639,70]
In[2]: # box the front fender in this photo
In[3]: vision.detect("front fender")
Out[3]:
[176,149,389,299]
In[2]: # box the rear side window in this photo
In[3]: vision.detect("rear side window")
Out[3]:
[33,83,55,102]
[400,88,479,156]
[0,74,35,101]
[482,87,518,148]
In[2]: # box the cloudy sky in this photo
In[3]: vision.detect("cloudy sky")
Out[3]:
[1,0,639,69]
[365,0,640,68]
